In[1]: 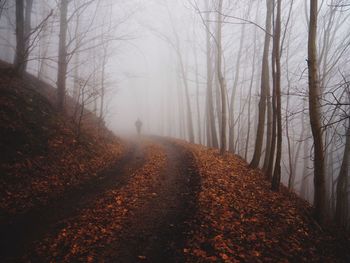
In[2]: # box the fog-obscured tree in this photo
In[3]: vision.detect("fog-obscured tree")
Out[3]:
[56,0,68,111]
[14,0,25,74]
[216,0,227,154]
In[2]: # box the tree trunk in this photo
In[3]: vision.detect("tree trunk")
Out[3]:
[301,125,310,200]
[57,0,68,111]
[229,23,246,153]
[262,77,273,172]
[250,0,273,168]
[217,0,227,154]
[99,46,107,123]
[22,0,33,71]
[205,0,218,148]
[14,0,25,75]
[245,22,258,161]
[194,43,202,144]
[335,120,349,228]
[178,55,195,143]
[38,4,51,80]
[308,0,326,223]
[271,0,282,191]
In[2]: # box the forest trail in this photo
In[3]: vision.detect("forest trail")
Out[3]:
[0,138,199,262]
[105,138,199,262]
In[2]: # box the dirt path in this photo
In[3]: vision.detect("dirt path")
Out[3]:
[103,139,200,262]
[0,141,145,262]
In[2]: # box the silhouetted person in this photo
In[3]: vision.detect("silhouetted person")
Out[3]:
[135,118,143,135]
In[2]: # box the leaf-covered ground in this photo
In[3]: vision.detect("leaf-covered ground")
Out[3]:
[0,69,124,220]
[176,141,349,262]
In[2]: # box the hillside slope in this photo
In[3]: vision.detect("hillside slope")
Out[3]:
[0,65,124,221]
[174,140,350,262]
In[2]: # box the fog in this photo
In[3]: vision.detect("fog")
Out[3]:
[107,1,199,136]
[1,0,349,224]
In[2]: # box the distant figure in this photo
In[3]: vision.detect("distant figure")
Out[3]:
[135,118,143,135]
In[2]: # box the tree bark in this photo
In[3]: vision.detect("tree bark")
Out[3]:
[271,0,282,191]
[229,22,245,153]
[250,0,273,168]
[335,120,349,228]
[57,0,68,111]
[308,0,326,223]
[205,0,218,148]
[178,55,195,143]
[194,44,202,144]
[217,0,227,154]
[300,120,310,200]
[22,0,33,71]
[14,0,25,75]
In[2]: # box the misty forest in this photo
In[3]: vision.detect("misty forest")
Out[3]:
[0,0,349,262]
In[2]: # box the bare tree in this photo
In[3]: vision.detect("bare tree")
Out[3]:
[193,38,202,144]
[228,15,246,154]
[335,118,349,228]
[216,0,227,154]
[308,0,326,223]
[271,0,282,191]
[14,0,25,75]
[56,0,68,111]
[204,0,219,148]
[250,0,273,168]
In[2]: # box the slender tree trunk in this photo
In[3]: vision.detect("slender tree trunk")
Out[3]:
[217,0,227,154]
[205,92,212,146]
[177,75,185,140]
[205,0,218,148]
[289,105,305,190]
[326,134,335,214]
[263,77,273,172]
[229,23,245,153]
[286,94,294,190]
[73,14,80,102]
[215,65,222,140]
[335,120,349,228]
[300,121,310,200]
[194,44,202,144]
[271,0,282,191]
[178,55,195,143]
[308,0,326,223]
[99,46,107,123]
[266,9,277,180]
[14,0,25,75]
[57,0,68,111]
[245,27,258,161]
[22,0,33,71]
[38,4,51,80]
[250,0,273,168]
